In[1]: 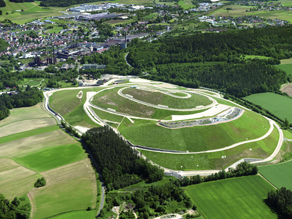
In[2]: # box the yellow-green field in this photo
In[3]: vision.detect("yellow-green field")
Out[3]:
[210,5,292,22]
[0,103,97,218]
[0,0,67,24]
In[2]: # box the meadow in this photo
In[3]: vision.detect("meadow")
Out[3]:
[46,26,63,34]
[30,159,97,218]
[139,125,279,170]
[119,110,270,152]
[275,63,292,76]
[244,92,292,122]
[122,88,212,109]
[92,87,210,119]
[92,107,124,123]
[210,5,292,22]
[0,158,39,200]
[52,210,96,219]
[50,88,103,128]
[185,175,277,219]
[259,160,292,190]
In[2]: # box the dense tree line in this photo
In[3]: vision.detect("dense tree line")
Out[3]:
[0,194,31,219]
[266,187,292,218]
[9,0,33,2]
[82,126,164,191]
[124,26,292,96]
[0,39,8,52]
[34,177,46,188]
[39,0,102,7]
[0,86,43,120]
[0,0,5,7]
[80,47,134,76]
[146,60,286,97]
[101,182,194,219]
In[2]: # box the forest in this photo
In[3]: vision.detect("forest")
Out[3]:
[266,187,292,218]
[0,194,31,219]
[0,86,43,120]
[102,182,194,219]
[125,26,292,97]
[0,39,8,52]
[82,126,164,191]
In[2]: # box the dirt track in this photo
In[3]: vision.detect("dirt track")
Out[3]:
[281,84,292,96]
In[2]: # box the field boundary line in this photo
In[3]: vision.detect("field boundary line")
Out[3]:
[258,173,277,190]
[117,117,125,130]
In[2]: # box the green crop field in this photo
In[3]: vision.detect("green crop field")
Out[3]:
[92,87,210,119]
[259,160,292,190]
[275,63,292,76]
[244,92,292,122]
[15,144,86,172]
[119,110,269,152]
[185,175,277,219]
[178,0,195,9]
[139,125,279,170]
[0,125,59,145]
[122,88,212,109]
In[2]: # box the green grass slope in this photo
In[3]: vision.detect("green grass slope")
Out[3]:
[92,87,209,119]
[259,160,292,190]
[119,110,269,152]
[50,88,102,128]
[122,88,212,109]
[139,125,279,170]
[244,92,292,121]
[185,175,277,219]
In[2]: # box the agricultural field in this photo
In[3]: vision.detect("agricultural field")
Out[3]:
[119,110,270,152]
[0,103,97,218]
[244,55,270,59]
[0,0,67,24]
[178,0,195,9]
[244,92,292,122]
[139,125,279,170]
[185,175,277,219]
[259,159,292,190]
[210,5,292,22]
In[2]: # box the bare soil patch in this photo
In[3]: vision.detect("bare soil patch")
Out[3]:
[0,118,56,138]
[281,83,292,96]
[0,130,76,158]
[0,158,38,200]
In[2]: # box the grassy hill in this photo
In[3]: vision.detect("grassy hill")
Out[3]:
[119,110,270,152]
[139,125,279,170]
